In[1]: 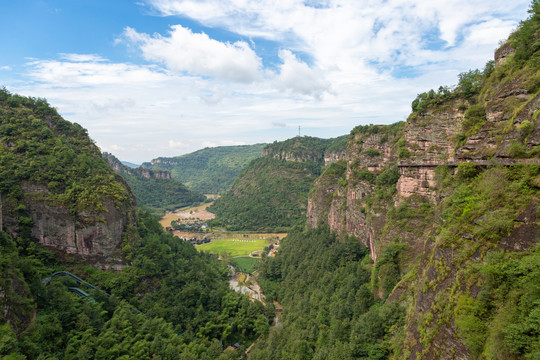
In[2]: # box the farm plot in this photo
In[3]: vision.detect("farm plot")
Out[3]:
[197,238,268,258]
[230,257,261,274]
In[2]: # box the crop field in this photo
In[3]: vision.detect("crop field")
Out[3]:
[230,257,261,274]
[197,237,269,258]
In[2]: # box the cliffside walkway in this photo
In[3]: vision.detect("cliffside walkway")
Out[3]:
[398,158,540,168]
[67,287,96,304]
[43,271,98,291]
[43,271,147,314]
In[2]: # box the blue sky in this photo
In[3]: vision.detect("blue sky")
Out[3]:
[0,0,531,163]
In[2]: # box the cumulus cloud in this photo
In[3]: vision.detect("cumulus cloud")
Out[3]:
[145,0,528,70]
[277,50,329,98]
[8,0,530,163]
[121,25,262,83]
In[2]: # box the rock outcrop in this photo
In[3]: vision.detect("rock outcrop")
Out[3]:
[0,93,136,265]
[306,43,540,359]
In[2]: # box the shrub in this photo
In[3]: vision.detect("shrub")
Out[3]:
[365,148,381,157]
[398,147,411,159]
[518,120,534,140]
[508,140,528,158]
[457,162,480,179]
[462,104,486,136]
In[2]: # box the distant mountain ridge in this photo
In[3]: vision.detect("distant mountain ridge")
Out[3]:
[142,143,266,194]
[104,152,205,214]
[121,161,140,168]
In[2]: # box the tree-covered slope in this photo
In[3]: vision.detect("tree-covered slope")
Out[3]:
[143,144,266,194]
[208,157,322,231]
[0,89,272,359]
[104,152,205,215]
[208,136,348,231]
[295,3,540,359]
[0,88,134,259]
[250,226,404,359]
[1,211,273,359]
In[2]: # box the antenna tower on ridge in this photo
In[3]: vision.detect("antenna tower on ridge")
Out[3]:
[298,126,301,137]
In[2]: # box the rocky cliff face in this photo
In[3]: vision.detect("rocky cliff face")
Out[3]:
[307,44,540,358]
[105,153,172,179]
[0,93,136,266]
[0,177,135,268]
[262,135,348,165]
[308,123,404,259]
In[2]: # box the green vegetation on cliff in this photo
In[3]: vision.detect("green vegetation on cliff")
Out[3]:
[208,136,348,232]
[0,88,131,220]
[0,90,272,359]
[103,152,205,215]
[143,144,266,194]
[208,157,321,231]
[263,135,347,162]
[1,211,272,359]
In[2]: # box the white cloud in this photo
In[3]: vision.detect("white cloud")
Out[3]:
[6,0,531,163]
[169,140,184,148]
[0,65,12,71]
[27,57,169,87]
[277,49,329,98]
[145,0,528,70]
[60,53,107,62]
[121,25,262,83]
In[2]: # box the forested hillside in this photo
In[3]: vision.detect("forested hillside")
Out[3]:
[104,152,205,215]
[1,212,272,359]
[255,4,540,359]
[0,88,134,260]
[250,226,404,359]
[143,144,266,194]
[208,136,348,231]
[0,90,272,359]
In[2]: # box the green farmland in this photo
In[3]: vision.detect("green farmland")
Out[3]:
[229,257,261,274]
[197,237,269,258]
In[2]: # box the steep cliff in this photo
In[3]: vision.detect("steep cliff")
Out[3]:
[0,89,135,264]
[104,152,205,214]
[306,13,540,359]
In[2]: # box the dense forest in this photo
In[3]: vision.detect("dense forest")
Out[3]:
[0,90,272,359]
[0,88,132,221]
[208,157,322,231]
[1,211,273,359]
[208,136,348,232]
[143,144,266,194]
[104,152,205,215]
[245,3,540,358]
[2,1,540,359]
[249,226,404,359]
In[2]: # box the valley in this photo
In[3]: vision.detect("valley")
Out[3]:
[1,4,540,360]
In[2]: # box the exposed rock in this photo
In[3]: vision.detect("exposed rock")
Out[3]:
[324,150,346,165]
[1,182,136,262]
[494,42,515,66]
[306,44,540,359]
[105,153,172,179]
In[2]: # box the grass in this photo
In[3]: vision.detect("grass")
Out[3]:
[230,257,261,274]
[197,237,269,258]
